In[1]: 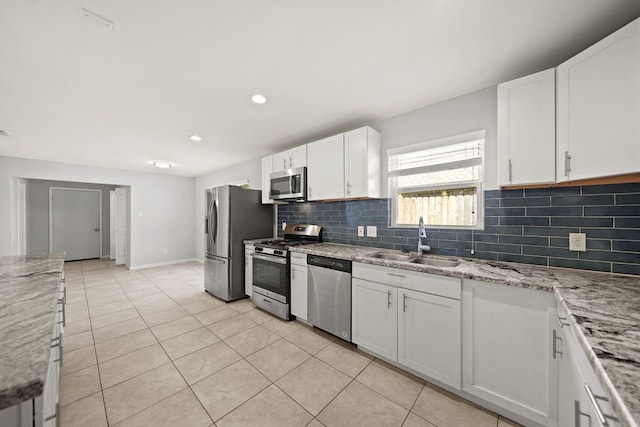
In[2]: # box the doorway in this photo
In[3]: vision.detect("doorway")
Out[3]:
[49,187,102,261]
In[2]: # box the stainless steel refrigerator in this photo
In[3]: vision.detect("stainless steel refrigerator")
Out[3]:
[204,185,273,301]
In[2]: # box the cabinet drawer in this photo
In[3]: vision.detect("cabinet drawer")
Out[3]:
[353,262,461,300]
[290,252,308,266]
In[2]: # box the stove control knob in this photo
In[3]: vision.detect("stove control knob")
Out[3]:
[255,247,263,252]
[274,250,283,256]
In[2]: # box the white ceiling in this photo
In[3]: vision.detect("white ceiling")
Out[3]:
[1,1,640,177]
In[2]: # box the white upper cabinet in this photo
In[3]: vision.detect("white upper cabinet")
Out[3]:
[344,127,381,198]
[272,146,307,173]
[307,126,381,201]
[261,155,275,204]
[261,126,381,202]
[497,68,556,186]
[556,17,640,182]
[307,133,345,201]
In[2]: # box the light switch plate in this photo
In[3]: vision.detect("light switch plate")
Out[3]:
[569,233,586,252]
[367,226,377,237]
[357,226,364,237]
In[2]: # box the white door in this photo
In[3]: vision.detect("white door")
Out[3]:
[50,188,101,261]
[114,187,128,265]
[109,190,116,260]
[398,288,461,389]
[352,278,397,361]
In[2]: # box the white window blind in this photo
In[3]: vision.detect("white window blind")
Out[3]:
[388,130,485,228]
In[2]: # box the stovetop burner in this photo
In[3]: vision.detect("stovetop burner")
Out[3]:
[253,224,322,251]
[254,239,316,249]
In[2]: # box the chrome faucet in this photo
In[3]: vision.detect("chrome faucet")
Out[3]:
[417,216,431,254]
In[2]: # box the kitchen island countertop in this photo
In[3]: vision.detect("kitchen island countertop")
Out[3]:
[0,253,65,410]
[288,242,640,427]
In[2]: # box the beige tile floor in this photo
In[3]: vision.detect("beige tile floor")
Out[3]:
[59,259,521,427]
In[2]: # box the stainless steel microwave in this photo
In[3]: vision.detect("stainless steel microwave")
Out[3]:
[270,167,306,201]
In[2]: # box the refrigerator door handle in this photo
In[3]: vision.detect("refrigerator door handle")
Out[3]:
[206,197,214,252]
[212,199,218,252]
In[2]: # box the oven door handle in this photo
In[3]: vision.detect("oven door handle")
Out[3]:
[252,253,288,265]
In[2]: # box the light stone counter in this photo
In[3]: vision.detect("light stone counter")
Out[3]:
[290,242,640,427]
[0,253,65,410]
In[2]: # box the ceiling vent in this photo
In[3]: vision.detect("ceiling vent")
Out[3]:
[79,8,114,31]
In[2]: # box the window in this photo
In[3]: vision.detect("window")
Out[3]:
[388,130,485,228]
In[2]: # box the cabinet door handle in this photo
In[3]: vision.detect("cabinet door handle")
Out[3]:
[574,400,588,427]
[552,329,562,359]
[347,182,351,195]
[584,384,615,426]
[564,151,572,177]
[508,159,513,183]
[309,187,312,198]
[59,297,65,327]
[289,156,293,168]
[403,293,407,312]
[555,313,570,327]
[283,158,287,170]
[387,290,391,309]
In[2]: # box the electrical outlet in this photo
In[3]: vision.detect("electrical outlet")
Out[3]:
[569,233,586,252]
[282,222,287,231]
[367,226,377,238]
[357,226,364,237]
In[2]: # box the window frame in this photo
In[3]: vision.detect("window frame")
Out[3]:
[387,130,485,230]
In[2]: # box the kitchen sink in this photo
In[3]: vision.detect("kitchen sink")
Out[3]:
[368,252,414,261]
[409,258,460,268]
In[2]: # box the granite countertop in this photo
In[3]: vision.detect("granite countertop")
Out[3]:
[0,253,65,410]
[289,242,640,427]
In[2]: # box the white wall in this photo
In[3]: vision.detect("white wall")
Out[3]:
[0,156,196,268]
[373,86,498,194]
[194,158,269,260]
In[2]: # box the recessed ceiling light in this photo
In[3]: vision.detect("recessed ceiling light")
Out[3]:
[152,160,173,169]
[251,94,267,104]
[189,135,203,142]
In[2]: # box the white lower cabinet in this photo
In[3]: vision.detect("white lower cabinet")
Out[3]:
[398,288,461,388]
[244,245,253,297]
[352,263,461,389]
[462,279,558,426]
[352,278,398,360]
[557,306,621,427]
[290,252,308,321]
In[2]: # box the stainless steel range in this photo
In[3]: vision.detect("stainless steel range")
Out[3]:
[251,224,321,320]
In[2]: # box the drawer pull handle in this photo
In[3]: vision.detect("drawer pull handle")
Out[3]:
[386,272,406,279]
[555,313,570,327]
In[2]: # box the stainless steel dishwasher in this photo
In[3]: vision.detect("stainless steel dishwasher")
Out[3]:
[307,255,352,342]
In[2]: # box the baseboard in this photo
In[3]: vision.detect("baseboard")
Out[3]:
[128,258,201,270]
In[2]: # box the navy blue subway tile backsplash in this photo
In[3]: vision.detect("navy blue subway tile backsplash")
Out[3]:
[277,182,640,276]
